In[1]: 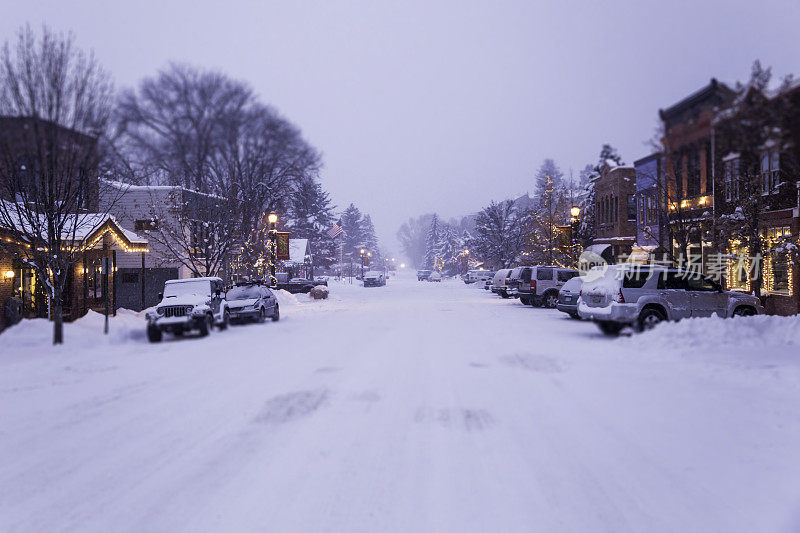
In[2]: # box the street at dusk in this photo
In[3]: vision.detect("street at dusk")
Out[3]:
[2,276,799,532]
[2,2,800,532]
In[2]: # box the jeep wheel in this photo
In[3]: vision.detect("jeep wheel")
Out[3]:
[520,296,530,305]
[733,306,756,317]
[597,321,624,336]
[543,291,558,309]
[147,325,162,343]
[198,314,212,337]
[217,310,230,331]
[638,308,665,331]
[272,304,280,322]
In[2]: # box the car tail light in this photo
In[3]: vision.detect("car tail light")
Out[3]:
[617,288,625,303]
[530,280,536,292]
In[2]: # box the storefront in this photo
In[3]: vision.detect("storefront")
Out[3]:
[0,215,147,331]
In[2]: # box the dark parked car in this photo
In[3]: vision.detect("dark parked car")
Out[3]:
[226,282,280,323]
[556,276,583,319]
[516,266,579,307]
[417,269,432,281]
[276,276,328,294]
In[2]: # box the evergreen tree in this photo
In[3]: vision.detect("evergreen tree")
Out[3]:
[535,158,564,208]
[286,177,338,268]
[340,203,366,263]
[424,214,441,269]
[469,200,532,268]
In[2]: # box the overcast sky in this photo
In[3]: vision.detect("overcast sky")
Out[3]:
[4,0,800,255]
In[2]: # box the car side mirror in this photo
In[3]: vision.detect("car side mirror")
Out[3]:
[157,292,163,300]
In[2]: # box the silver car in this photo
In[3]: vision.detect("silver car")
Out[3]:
[578,264,764,335]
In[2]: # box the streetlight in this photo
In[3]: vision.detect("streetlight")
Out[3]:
[268,213,278,286]
[569,206,581,265]
[360,249,368,280]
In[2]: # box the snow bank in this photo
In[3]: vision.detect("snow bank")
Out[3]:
[0,309,145,360]
[273,289,300,309]
[633,314,800,350]
[622,314,800,374]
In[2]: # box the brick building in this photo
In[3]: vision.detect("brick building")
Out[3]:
[658,78,736,272]
[592,163,637,261]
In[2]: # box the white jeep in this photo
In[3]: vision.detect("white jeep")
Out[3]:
[146,277,230,342]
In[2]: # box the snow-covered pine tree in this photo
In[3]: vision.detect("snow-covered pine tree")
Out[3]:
[286,177,338,268]
[471,200,532,268]
[535,158,564,209]
[578,164,597,246]
[424,214,441,270]
[340,203,366,264]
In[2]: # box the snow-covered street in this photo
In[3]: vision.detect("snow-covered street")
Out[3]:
[1,276,800,532]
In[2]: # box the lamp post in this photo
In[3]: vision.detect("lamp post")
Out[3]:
[360,248,366,280]
[268,213,278,287]
[570,206,581,265]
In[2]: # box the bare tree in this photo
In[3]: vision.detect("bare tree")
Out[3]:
[0,25,114,344]
[139,187,241,278]
[114,65,321,276]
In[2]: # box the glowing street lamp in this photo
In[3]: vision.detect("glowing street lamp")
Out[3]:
[268,213,278,286]
[570,206,581,218]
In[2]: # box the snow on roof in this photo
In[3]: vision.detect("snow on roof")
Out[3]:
[0,200,147,247]
[287,238,310,264]
[102,179,229,201]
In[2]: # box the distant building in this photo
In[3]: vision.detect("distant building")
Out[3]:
[592,162,637,261]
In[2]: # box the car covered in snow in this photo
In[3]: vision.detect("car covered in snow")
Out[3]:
[578,264,765,335]
[225,282,280,323]
[491,269,513,297]
[428,271,442,282]
[146,277,230,342]
[363,270,386,287]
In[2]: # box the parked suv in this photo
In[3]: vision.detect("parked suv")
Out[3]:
[516,266,579,307]
[226,282,279,323]
[491,269,513,298]
[578,264,765,335]
[417,269,432,281]
[364,270,386,287]
[146,277,230,342]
